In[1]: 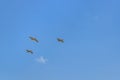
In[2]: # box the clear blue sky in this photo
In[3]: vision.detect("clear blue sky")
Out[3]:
[0,0,120,80]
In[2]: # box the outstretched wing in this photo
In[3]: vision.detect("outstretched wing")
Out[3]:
[34,38,39,43]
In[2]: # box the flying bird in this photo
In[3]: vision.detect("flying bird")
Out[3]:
[26,49,33,54]
[57,38,64,43]
[29,36,39,43]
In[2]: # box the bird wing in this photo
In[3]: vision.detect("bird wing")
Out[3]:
[34,38,39,43]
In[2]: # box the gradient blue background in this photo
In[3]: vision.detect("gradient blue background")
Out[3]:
[0,0,120,80]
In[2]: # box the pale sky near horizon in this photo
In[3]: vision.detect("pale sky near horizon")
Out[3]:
[0,0,120,80]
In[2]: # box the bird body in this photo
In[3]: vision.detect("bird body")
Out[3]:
[29,36,39,43]
[26,49,33,54]
[57,38,64,43]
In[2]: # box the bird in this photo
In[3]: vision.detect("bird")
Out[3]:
[57,38,64,43]
[29,36,39,43]
[26,49,33,54]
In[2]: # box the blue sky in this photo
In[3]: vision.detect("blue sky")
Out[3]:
[0,0,120,80]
